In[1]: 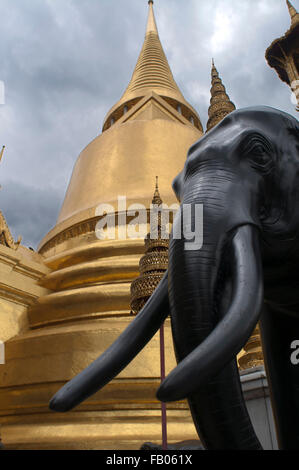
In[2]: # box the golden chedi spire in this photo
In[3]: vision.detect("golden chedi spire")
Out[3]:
[206,60,236,132]
[152,175,162,206]
[146,0,158,34]
[286,0,299,26]
[103,0,202,131]
[126,1,181,99]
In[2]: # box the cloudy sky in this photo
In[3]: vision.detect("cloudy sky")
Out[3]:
[0,0,297,249]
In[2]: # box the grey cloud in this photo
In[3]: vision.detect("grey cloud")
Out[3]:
[0,0,297,249]
[0,180,62,249]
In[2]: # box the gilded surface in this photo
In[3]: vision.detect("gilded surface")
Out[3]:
[0,244,49,342]
[42,118,201,245]
[238,325,264,370]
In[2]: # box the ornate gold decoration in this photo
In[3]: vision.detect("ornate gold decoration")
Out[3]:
[265,1,299,111]
[0,211,21,250]
[39,217,98,254]
[238,325,264,370]
[131,177,169,314]
[206,60,236,132]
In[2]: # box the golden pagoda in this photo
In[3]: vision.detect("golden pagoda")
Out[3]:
[206,60,236,132]
[266,0,299,110]
[0,1,201,449]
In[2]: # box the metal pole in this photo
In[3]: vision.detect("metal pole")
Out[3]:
[160,322,167,450]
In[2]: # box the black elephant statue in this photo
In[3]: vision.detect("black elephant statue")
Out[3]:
[49,106,299,450]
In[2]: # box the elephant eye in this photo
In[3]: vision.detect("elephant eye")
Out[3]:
[251,144,269,161]
[242,135,273,170]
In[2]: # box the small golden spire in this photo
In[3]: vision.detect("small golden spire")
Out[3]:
[0,146,5,162]
[152,176,162,206]
[130,176,169,315]
[206,60,236,132]
[286,0,299,26]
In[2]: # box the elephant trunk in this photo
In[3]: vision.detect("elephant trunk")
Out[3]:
[160,172,263,449]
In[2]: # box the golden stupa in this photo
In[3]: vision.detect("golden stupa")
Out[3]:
[0,1,202,449]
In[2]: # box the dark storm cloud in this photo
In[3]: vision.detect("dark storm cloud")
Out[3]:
[0,0,297,249]
[0,180,62,248]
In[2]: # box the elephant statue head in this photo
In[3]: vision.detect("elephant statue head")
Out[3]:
[49,106,299,450]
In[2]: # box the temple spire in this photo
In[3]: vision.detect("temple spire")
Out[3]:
[206,60,236,132]
[130,176,169,315]
[125,0,180,97]
[152,176,162,206]
[286,0,299,26]
[146,1,158,35]
[109,0,184,111]
[103,1,202,132]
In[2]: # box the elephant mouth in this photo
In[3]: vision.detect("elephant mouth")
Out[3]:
[157,223,264,402]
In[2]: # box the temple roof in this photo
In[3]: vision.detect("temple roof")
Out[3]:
[265,1,299,86]
[0,211,21,250]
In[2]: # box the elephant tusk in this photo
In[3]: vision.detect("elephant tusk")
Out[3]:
[157,225,263,402]
[49,272,169,412]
